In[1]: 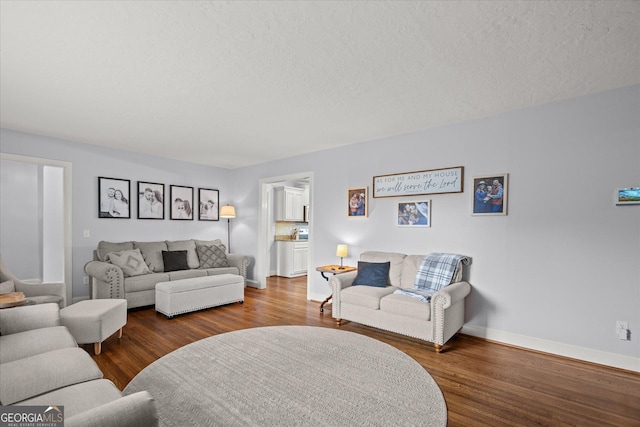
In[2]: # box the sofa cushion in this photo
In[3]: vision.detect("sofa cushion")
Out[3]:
[167,269,207,281]
[197,244,229,269]
[125,273,170,293]
[341,285,397,310]
[167,240,199,269]
[0,347,103,405]
[0,279,15,294]
[97,241,133,262]
[360,252,406,287]
[162,250,189,272]
[353,261,390,287]
[380,294,431,321]
[194,239,226,251]
[107,249,151,278]
[17,379,123,419]
[0,326,77,364]
[134,241,168,272]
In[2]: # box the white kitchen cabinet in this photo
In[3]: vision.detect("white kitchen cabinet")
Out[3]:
[276,241,308,277]
[275,186,305,221]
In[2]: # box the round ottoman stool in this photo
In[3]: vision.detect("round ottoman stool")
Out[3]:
[60,299,127,355]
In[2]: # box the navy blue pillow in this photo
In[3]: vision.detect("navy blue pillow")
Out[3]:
[352,261,390,287]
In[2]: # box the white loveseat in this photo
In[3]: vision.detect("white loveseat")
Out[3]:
[330,251,471,353]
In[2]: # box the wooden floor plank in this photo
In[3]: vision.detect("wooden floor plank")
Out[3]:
[88,276,640,426]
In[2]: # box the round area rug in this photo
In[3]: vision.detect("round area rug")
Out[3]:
[124,326,446,426]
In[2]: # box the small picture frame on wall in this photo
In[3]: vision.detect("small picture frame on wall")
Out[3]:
[472,174,508,216]
[198,188,219,221]
[98,176,131,218]
[170,185,194,220]
[137,181,165,219]
[615,187,640,205]
[397,200,431,227]
[347,187,368,217]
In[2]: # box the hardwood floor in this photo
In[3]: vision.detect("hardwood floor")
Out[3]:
[89,276,640,426]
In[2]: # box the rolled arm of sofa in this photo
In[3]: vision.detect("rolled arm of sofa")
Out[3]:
[84,261,125,300]
[0,303,60,335]
[65,391,159,427]
[329,271,358,319]
[226,254,250,280]
[431,281,471,347]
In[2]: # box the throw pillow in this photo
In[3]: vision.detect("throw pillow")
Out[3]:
[107,249,151,277]
[197,244,229,269]
[166,240,199,269]
[352,261,391,288]
[162,250,190,272]
[0,280,15,294]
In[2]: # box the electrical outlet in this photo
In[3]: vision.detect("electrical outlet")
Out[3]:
[616,320,629,330]
[83,230,90,238]
[83,276,89,285]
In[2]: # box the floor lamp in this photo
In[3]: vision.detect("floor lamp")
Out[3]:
[220,204,236,253]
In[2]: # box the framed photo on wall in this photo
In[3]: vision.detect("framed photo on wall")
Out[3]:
[347,187,368,217]
[98,176,130,218]
[170,185,194,220]
[472,174,508,215]
[198,188,219,221]
[137,181,165,219]
[397,200,431,227]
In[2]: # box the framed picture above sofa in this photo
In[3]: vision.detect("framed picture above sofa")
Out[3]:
[472,174,508,216]
[397,200,430,227]
[170,185,194,220]
[98,176,130,219]
[198,188,219,221]
[137,181,165,220]
[347,187,368,217]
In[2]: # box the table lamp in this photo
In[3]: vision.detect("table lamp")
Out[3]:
[220,204,236,252]
[336,244,348,269]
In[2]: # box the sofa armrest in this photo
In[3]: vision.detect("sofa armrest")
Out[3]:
[329,271,358,319]
[226,254,250,280]
[14,281,66,307]
[84,261,125,300]
[431,281,471,346]
[0,303,60,335]
[65,391,159,427]
[431,281,471,310]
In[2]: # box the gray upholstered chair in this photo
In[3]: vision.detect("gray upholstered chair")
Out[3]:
[0,254,66,308]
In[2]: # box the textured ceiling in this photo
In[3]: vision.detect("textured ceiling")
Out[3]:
[1,1,639,169]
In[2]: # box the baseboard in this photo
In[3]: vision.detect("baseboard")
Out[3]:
[461,324,640,373]
[246,279,263,289]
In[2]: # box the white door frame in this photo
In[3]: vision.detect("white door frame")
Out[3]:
[0,153,73,306]
[257,172,313,297]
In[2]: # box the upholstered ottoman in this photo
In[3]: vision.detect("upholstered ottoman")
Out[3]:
[60,299,127,355]
[155,274,244,318]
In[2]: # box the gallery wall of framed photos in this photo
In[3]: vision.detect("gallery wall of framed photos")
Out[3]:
[348,166,510,228]
[97,177,220,221]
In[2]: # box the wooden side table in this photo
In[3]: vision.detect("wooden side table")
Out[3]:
[316,265,357,312]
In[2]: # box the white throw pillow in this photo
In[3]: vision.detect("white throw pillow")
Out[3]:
[107,249,151,277]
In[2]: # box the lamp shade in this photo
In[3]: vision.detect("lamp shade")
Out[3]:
[220,205,236,218]
[336,244,348,258]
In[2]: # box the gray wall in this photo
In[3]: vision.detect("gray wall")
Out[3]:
[1,84,638,369]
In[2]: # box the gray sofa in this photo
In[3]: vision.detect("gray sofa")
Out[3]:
[0,303,158,426]
[331,251,471,353]
[85,239,250,309]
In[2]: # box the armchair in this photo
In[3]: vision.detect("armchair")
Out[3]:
[0,254,66,308]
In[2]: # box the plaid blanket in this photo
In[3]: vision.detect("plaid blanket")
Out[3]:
[393,253,471,303]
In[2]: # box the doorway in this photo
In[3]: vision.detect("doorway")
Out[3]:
[257,172,313,299]
[0,153,72,305]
